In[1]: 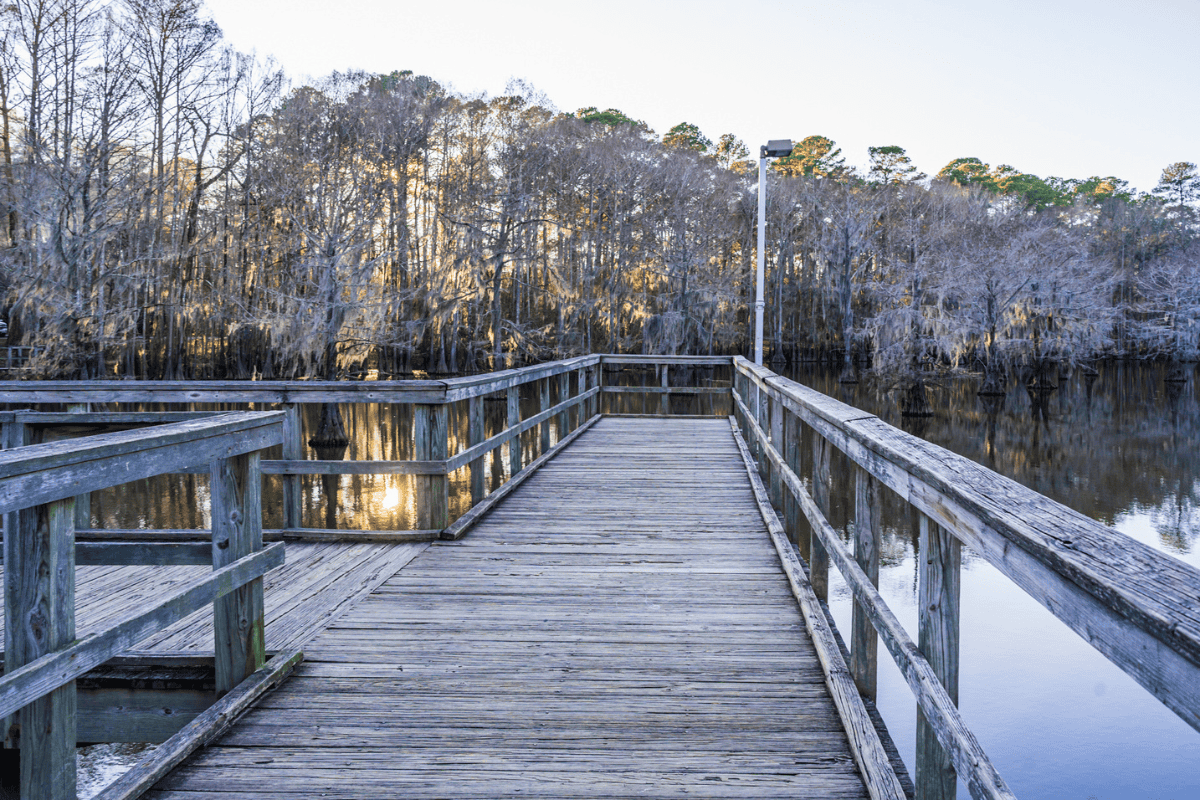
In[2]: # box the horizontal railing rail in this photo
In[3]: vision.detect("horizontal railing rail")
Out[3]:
[0,413,286,799]
[0,356,735,540]
[732,355,1200,800]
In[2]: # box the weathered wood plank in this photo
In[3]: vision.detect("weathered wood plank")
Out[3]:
[734,356,1200,735]
[0,543,284,720]
[10,498,76,800]
[852,467,881,701]
[154,417,873,800]
[414,405,449,531]
[732,404,1014,800]
[916,515,961,800]
[729,419,907,800]
[93,649,303,800]
[211,453,266,696]
[0,413,284,515]
[439,416,600,541]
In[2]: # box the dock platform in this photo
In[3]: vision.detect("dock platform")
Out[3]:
[145,417,883,799]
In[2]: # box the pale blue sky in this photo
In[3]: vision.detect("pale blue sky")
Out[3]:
[204,0,1198,192]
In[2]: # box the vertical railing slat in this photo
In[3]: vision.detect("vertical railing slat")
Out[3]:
[539,378,552,454]
[211,453,266,697]
[557,372,570,439]
[783,411,801,548]
[506,386,521,478]
[810,432,831,602]
[852,466,882,700]
[468,395,485,506]
[6,497,76,800]
[659,365,669,416]
[282,403,303,530]
[917,513,962,800]
[67,403,91,530]
[414,404,449,530]
[769,392,783,510]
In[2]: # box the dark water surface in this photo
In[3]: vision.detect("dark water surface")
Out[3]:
[80,362,1197,799]
[790,362,1200,800]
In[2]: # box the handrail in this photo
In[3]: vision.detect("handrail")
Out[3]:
[1,412,285,799]
[0,356,735,539]
[733,389,1013,799]
[731,355,1200,799]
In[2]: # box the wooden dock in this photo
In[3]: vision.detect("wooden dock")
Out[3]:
[5,354,1198,800]
[144,417,888,799]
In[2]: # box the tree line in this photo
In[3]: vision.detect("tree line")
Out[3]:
[1,0,1197,387]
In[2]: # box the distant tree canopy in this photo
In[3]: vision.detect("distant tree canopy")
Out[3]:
[773,135,846,178]
[0,1,1195,382]
[663,121,712,153]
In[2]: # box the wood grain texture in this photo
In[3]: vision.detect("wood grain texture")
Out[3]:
[852,468,881,701]
[728,419,908,800]
[733,356,1200,734]
[732,401,1015,800]
[149,417,875,800]
[916,515,961,800]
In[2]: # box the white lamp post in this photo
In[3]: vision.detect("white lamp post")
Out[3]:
[755,139,794,366]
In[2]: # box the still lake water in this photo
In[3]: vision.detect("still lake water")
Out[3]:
[79,363,1198,799]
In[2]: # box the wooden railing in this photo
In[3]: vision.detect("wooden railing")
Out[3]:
[731,356,1200,800]
[0,355,732,542]
[0,413,291,799]
[0,348,37,372]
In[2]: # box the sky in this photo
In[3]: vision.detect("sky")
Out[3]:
[202,0,1199,193]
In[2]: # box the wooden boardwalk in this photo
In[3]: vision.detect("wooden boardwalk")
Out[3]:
[148,417,874,799]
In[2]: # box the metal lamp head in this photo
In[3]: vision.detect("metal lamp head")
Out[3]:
[762,139,793,159]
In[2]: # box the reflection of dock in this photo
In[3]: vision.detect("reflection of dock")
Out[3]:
[0,355,1198,800]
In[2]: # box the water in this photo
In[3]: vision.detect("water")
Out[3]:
[69,362,1198,798]
[791,362,1200,800]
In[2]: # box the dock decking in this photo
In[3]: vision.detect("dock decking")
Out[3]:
[146,417,875,799]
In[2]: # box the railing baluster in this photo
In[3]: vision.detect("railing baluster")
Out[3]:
[557,372,570,439]
[810,432,831,602]
[852,466,882,700]
[67,403,92,530]
[211,453,266,696]
[282,403,303,530]
[783,410,801,548]
[660,365,669,415]
[6,497,76,800]
[917,513,962,800]
[414,404,449,531]
[575,367,587,427]
[506,386,521,477]
[769,392,783,510]
[468,395,485,506]
[539,378,551,454]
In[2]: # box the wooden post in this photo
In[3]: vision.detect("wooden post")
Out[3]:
[659,365,669,415]
[576,366,587,427]
[5,497,77,800]
[539,379,551,455]
[916,513,961,800]
[810,433,831,602]
[67,403,92,529]
[506,386,522,478]
[594,363,603,417]
[557,371,570,438]
[783,411,801,547]
[755,385,770,484]
[748,382,761,466]
[414,404,449,531]
[281,404,303,530]
[852,467,882,700]
[468,395,485,506]
[769,393,783,510]
[211,453,266,697]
